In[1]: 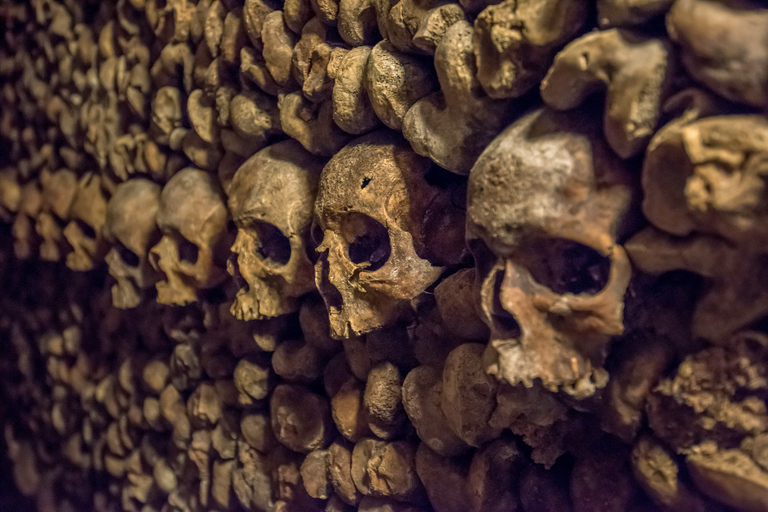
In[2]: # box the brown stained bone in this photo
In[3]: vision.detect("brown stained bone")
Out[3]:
[467,107,634,398]
[233,441,274,510]
[414,443,469,512]
[337,0,379,47]
[631,434,710,512]
[667,0,768,108]
[541,28,677,159]
[272,338,327,382]
[181,129,224,171]
[241,47,281,96]
[328,359,371,442]
[37,169,78,262]
[625,227,768,343]
[402,365,468,457]
[149,168,232,306]
[686,441,768,512]
[244,0,279,51]
[63,173,111,271]
[279,91,352,156]
[221,9,248,65]
[351,438,427,504]
[262,11,300,89]
[440,343,502,447]
[271,383,333,453]
[301,448,333,499]
[641,114,768,250]
[599,333,673,442]
[364,41,437,131]
[597,0,674,27]
[241,411,278,452]
[385,0,464,55]
[234,354,273,405]
[103,179,163,309]
[187,381,223,428]
[402,21,514,174]
[12,183,43,260]
[330,45,381,135]
[329,438,363,505]
[227,140,324,320]
[187,89,220,144]
[292,17,342,101]
[313,130,447,338]
[473,0,587,99]
[363,361,406,440]
[466,436,526,512]
[229,90,282,144]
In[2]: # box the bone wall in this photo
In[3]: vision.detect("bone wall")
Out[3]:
[1,0,768,511]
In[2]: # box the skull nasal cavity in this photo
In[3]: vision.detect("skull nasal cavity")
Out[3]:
[522,238,611,295]
[76,219,96,239]
[254,221,291,265]
[345,214,391,272]
[117,242,140,267]
[178,238,199,264]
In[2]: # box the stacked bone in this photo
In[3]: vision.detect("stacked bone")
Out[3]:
[1,0,768,511]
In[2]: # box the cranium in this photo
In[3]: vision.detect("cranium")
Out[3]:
[227,140,324,321]
[150,168,232,306]
[37,169,78,262]
[103,179,163,309]
[63,173,111,271]
[314,130,449,339]
[467,108,635,398]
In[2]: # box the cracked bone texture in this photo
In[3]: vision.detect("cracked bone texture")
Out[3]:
[2,0,768,511]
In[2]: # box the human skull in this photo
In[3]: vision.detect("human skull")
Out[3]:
[103,179,163,309]
[63,173,111,271]
[37,169,78,262]
[314,130,447,339]
[149,168,231,306]
[467,108,635,398]
[227,140,324,321]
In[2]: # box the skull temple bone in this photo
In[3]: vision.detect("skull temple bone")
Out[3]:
[103,178,163,309]
[150,168,232,306]
[467,108,635,398]
[227,140,325,321]
[314,130,460,339]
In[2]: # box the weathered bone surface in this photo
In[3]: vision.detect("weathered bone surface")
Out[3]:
[467,107,634,398]
[1,0,768,511]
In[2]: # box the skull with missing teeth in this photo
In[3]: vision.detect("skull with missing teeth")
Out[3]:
[228,140,324,321]
[150,168,231,306]
[314,131,447,339]
[63,173,111,271]
[104,179,163,309]
[467,108,634,398]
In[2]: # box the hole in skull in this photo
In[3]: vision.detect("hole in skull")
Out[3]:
[177,237,199,264]
[519,238,611,295]
[116,242,140,267]
[492,269,522,336]
[361,177,371,189]
[311,222,324,248]
[75,219,96,239]
[252,221,291,266]
[344,214,391,272]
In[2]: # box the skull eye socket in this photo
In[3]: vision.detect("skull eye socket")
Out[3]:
[75,219,96,239]
[177,237,199,264]
[519,237,611,295]
[492,268,522,336]
[343,213,391,272]
[116,242,140,267]
[251,221,291,266]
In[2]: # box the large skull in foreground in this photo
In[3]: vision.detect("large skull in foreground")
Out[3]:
[63,173,110,271]
[103,179,163,309]
[228,140,324,321]
[467,108,634,398]
[314,131,446,338]
[150,168,231,306]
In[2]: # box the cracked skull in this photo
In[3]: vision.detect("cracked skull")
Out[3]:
[314,130,449,339]
[63,173,111,271]
[228,140,324,321]
[467,108,635,398]
[150,168,232,306]
[103,179,163,309]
